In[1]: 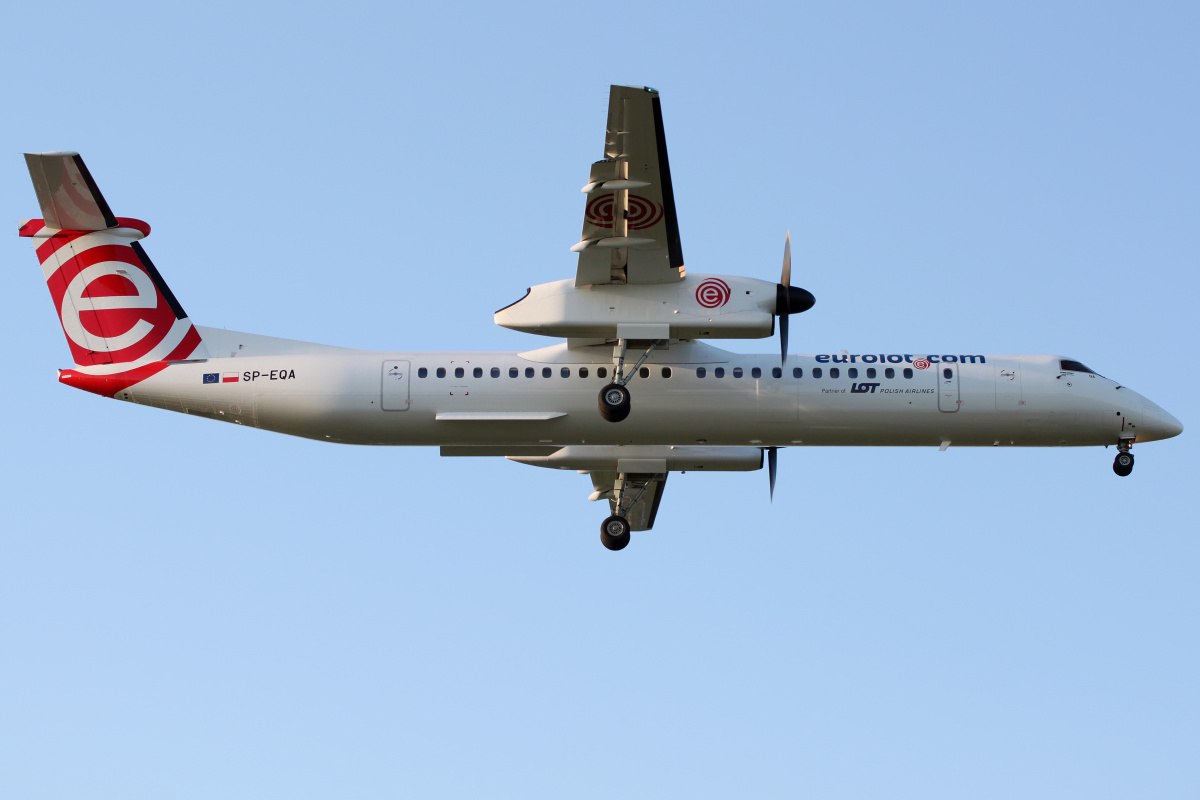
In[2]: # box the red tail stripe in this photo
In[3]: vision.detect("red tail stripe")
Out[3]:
[19,217,150,237]
[58,362,170,398]
[164,325,204,362]
[18,219,45,237]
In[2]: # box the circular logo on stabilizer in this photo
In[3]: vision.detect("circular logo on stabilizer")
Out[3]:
[913,358,931,370]
[695,278,732,309]
[55,252,179,363]
[584,194,664,230]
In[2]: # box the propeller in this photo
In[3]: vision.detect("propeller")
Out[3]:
[775,231,816,365]
[767,446,778,501]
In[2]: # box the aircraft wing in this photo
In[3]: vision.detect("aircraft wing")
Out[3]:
[573,85,685,287]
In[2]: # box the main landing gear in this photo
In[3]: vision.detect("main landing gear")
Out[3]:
[1113,440,1135,477]
[600,515,631,550]
[598,338,663,423]
[597,472,658,550]
[598,384,631,422]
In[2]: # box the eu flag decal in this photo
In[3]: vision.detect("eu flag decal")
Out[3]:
[203,373,219,384]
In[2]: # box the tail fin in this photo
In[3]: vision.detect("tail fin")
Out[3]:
[20,152,207,371]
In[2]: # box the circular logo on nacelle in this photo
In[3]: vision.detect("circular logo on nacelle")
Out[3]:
[695,278,731,309]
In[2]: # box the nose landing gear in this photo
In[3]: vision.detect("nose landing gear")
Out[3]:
[1113,440,1135,477]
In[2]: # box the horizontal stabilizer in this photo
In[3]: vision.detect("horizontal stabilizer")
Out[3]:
[25,152,117,231]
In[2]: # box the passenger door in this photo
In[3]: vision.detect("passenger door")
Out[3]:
[994,363,1023,410]
[382,360,411,411]
[938,365,960,412]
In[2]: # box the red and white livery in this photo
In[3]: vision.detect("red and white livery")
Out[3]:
[20,87,1183,551]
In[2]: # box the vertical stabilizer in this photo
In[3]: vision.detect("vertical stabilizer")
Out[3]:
[20,152,207,377]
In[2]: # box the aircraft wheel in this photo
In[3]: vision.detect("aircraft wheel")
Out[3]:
[598,383,631,422]
[1113,451,1134,477]
[600,515,631,550]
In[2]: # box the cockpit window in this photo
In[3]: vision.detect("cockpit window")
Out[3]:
[1060,359,1101,375]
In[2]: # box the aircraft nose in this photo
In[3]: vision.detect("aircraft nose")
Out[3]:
[1142,403,1184,441]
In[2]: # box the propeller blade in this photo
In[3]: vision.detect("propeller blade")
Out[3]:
[768,446,778,501]
[781,230,792,287]
[778,232,793,365]
[779,312,789,367]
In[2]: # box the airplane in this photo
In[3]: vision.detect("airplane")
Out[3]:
[20,85,1183,551]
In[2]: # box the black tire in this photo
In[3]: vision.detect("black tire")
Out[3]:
[600,515,631,551]
[1113,452,1134,477]
[598,383,631,422]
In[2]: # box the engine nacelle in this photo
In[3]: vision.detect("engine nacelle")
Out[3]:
[494,273,779,340]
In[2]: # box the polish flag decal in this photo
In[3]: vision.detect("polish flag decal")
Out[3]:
[222,372,239,383]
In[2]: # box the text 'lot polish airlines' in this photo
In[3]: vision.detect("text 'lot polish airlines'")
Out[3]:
[21,86,1183,550]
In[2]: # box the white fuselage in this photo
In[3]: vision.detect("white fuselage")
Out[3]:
[103,336,1179,450]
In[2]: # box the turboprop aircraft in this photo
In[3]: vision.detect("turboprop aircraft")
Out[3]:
[21,85,1183,550]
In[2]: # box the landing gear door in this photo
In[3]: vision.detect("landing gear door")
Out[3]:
[382,360,411,411]
[938,365,960,412]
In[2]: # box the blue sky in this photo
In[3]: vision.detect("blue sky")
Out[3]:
[2,1,1196,797]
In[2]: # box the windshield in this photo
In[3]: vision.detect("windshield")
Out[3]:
[1060,359,1104,377]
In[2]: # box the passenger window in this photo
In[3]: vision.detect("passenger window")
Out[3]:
[772,367,782,379]
[509,367,518,378]
[903,368,913,379]
[418,367,428,378]
[661,367,672,378]
[943,368,953,379]
[751,367,761,379]
[733,367,743,378]
[597,367,608,379]
[473,367,483,378]
[830,367,840,379]
[793,367,803,378]
[639,367,649,379]
[436,367,446,378]
[885,368,895,379]
[715,367,725,378]
[813,367,822,378]
[696,367,706,378]
[866,368,876,379]
[561,367,570,378]
[525,367,534,378]
[848,368,858,379]
[580,367,589,378]
[490,367,499,378]
[542,367,552,378]
[454,367,465,378]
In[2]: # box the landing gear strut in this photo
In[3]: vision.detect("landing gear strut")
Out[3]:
[1113,440,1135,477]
[597,338,663,423]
